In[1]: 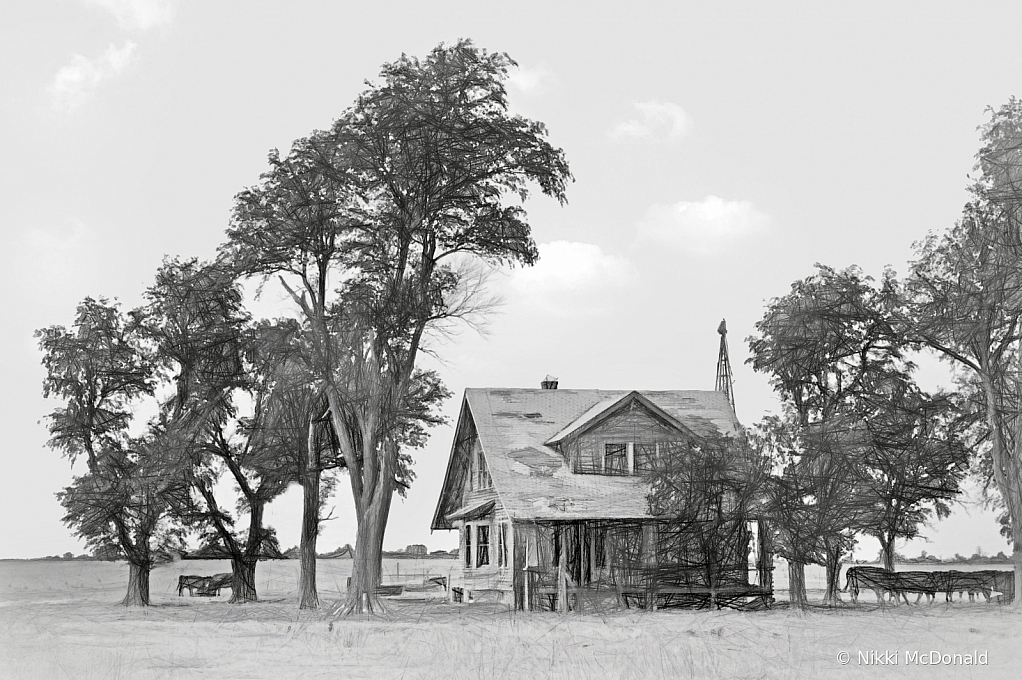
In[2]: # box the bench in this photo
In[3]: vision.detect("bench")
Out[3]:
[177,573,233,597]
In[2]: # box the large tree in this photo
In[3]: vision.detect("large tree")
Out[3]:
[37,298,188,606]
[747,265,905,602]
[224,39,571,613]
[899,98,1022,608]
[758,413,867,608]
[134,259,249,594]
[749,264,975,600]
[856,381,971,571]
[183,323,305,603]
[137,260,314,603]
[645,430,770,601]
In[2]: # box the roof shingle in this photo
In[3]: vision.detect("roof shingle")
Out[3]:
[463,388,739,522]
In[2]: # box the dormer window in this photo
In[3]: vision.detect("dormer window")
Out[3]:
[545,390,694,478]
[603,442,633,474]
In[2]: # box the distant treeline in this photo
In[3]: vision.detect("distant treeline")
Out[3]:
[853,551,1013,566]
[21,548,459,562]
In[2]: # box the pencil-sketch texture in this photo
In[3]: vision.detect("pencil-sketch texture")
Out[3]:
[432,377,773,611]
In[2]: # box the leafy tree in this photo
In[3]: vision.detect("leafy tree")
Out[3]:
[747,265,904,603]
[747,264,908,422]
[645,430,770,599]
[262,341,338,610]
[224,39,571,614]
[892,99,1022,608]
[137,259,310,603]
[975,97,1022,245]
[855,381,972,571]
[748,263,972,602]
[758,414,866,608]
[37,298,188,606]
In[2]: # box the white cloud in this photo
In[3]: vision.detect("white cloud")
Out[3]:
[84,0,176,31]
[509,241,638,315]
[636,196,770,255]
[611,100,692,141]
[49,41,137,112]
[507,64,555,95]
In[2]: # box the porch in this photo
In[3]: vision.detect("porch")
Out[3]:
[515,519,774,612]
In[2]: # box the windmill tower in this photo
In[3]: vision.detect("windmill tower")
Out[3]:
[715,319,736,413]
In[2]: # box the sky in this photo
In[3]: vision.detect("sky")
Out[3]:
[2,0,1020,561]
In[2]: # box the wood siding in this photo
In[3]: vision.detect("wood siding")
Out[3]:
[558,403,691,474]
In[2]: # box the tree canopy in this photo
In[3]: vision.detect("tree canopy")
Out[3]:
[224,39,571,614]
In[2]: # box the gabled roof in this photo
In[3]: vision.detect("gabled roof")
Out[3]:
[432,388,739,529]
[545,390,700,446]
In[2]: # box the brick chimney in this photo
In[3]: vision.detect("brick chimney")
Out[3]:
[541,375,559,390]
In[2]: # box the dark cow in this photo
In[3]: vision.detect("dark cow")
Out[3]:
[942,570,1014,602]
[178,573,233,597]
[889,571,939,604]
[846,568,1014,607]
[844,568,937,605]
[843,566,894,604]
[932,571,989,602]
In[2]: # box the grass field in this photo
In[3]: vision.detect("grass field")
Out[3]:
[1,559,1020,679]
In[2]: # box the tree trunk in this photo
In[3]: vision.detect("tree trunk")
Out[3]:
[299,468,321,610]
[229,498,265,604]
[999,438,1022,610]
[1012,545,1021,609]
[1009,495,1022,609]
[878,533,895,572]
[339,490,389,614]
[787,560,808,610]
[978,368,1022,611]
[299,413,321,610]
[229,558,258,603]
[122,560,151,606]
[823,542,843,605]
[373,476,395,570]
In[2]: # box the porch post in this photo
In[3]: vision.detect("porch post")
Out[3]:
[642,523,657,610]
[588,523,598,588]
[513,522,527,611]
[557,525,567,613]
[758,518,774,597]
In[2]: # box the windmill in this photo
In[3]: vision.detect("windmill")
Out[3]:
[715,319,736,413]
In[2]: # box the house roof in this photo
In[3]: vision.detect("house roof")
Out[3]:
[545,390,701,445]
[432,388,739,529]
[446,499,496,523]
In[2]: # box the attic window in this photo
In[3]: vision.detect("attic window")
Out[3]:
[477,450,492,489]
[604,443,629,474]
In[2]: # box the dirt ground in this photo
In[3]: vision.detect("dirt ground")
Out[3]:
[1,559,1019,679]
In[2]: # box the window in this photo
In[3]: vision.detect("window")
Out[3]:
[604,443,628,473]
[634,443,657,472]
[477,450,492,489]
[497,522,509,568]
[476,525,490,567]
[465,526,472,568]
